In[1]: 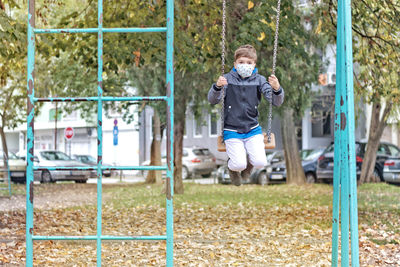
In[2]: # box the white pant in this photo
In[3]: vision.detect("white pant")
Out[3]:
[225,134,268,172]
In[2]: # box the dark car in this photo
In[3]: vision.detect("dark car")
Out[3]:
[216,151,285,185]
[383,156,400,185]
[267,148,325,183]
[72,154,112,177]
[316,141,400,182]
[216,149,324,185]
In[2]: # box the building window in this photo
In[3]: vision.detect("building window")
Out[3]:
[311,101,332,137]
[49,108,62,122]
[193,116,203,138]
[209,112,218,137]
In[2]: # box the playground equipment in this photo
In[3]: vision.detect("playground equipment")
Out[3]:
[332,0,360,266]
[25,0,174,266]
[25,0,359,266]
[217,0,280,152]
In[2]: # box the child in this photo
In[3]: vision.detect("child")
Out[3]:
[208,45,284,186]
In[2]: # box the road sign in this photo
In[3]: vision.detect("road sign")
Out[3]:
[64,127,74,140]
[113,125,118,146]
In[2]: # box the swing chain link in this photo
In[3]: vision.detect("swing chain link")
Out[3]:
[220,0,226,137]
[267,0,281,142]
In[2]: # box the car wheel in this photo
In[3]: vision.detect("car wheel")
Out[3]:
[306,172,316,184]
[257,171,269,185]
[75,179,87,184]
[182,166,189,180]
[41,170,52,183]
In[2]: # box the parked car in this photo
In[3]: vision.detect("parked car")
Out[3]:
[18,150,89,183]
[141,147,217,179]
[0,150,27,183]
[317,141,400,182]
[217,148,325,185]
[266,148,325,184]
[383,156,400,185]
[217,150,284,185]
[71,154,112,178]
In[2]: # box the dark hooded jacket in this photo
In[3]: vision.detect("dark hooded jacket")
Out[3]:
[208,68,284,133]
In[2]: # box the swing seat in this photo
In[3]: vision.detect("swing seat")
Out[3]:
[217,133,276,152]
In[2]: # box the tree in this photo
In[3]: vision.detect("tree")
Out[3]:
[0,0,26,177]
[318,0,400,183]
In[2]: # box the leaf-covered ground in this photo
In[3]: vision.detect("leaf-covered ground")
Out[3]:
[1,182,399,266]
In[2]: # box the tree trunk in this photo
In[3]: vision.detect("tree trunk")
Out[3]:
[0,126,9,182]
[145,109,162,184]
[173,117,185,194]
[281,108,306,185]
[360,102,392,184]
[54,103,58,150]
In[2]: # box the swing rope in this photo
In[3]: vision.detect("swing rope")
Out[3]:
[219,0,281,143]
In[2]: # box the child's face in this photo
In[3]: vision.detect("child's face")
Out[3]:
[234,56,256,69]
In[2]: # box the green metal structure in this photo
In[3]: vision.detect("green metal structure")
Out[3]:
[332,0,359,266]
[25,0,360,266]
[26,1,174,266]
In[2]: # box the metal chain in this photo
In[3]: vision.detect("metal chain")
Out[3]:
[267,0,281,142]
[220,0,226,137]
[219,0,281,142]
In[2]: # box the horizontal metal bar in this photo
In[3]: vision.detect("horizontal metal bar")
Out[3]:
[33,165,168,171]
[34,27,167,34]
[34,96,168,102]
[33,235,167,241]
[104,27,167,33]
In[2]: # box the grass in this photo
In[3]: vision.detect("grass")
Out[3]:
[0,183,25,196]
[105,182,400,209]
[105,182,335,209]
[1,182,399,265]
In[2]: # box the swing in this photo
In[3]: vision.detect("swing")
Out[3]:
[217,0,281,152]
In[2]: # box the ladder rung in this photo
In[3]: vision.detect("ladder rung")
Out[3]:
[34,27,167,34]
[34,96,168,102]
[33,235,167,241]
[33,165,169,171]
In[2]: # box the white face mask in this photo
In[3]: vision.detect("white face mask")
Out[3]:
[236,64,255,78]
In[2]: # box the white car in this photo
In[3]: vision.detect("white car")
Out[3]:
[18,150,89,183]
[141,147,217,179]
[0,151,26,183]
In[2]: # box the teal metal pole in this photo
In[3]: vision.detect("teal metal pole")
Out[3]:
[332,0,345,261]
[33,235,167,241]
[34,27,167,34]
[166,0,174,266]
[344,0,360,265]
[26,0,35,266]
[338,0,350,264]
[333,1,360,266]
[96,0,104,265]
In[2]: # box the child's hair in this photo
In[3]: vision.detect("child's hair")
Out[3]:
[234,45,257,63]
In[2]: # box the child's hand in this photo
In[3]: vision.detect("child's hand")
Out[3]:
[268,75,280,91]
[216,76,228,87]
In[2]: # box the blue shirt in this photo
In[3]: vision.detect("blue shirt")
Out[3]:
[224,126,263,140]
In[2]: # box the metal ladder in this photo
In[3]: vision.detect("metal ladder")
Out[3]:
[26,1,174,266]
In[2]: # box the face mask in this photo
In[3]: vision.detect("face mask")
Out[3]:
[236,64,255,78]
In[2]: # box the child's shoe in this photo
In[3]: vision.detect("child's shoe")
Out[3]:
[229,169,242,186]
[241,162,253,182]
